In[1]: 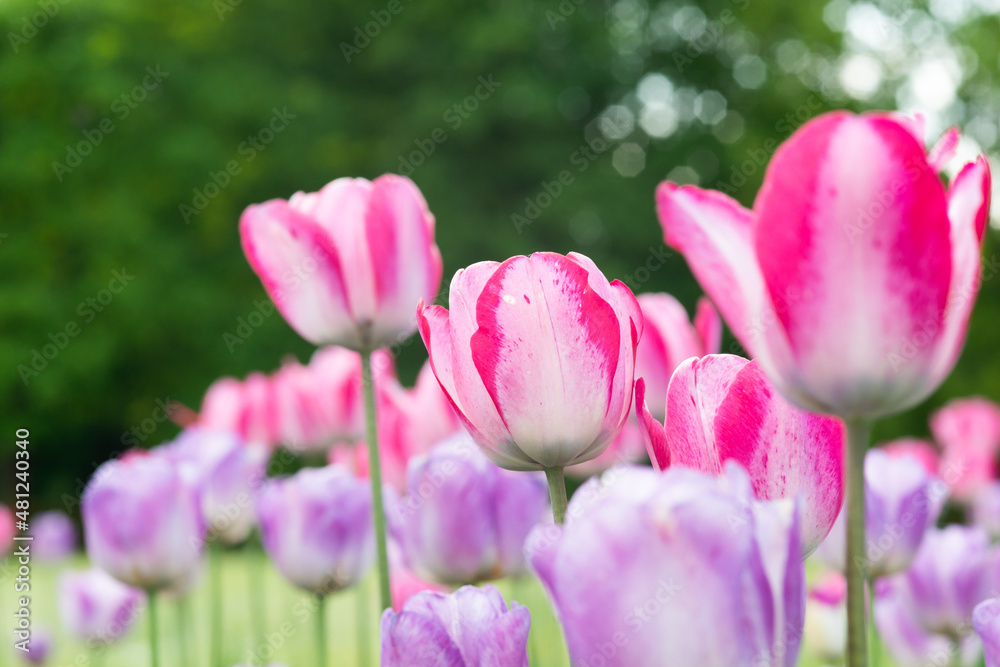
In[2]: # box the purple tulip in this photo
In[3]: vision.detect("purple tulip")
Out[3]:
[380,584,530,667]
[82,454,205,590]
[161,428,269,546]
[974,598,1000,667]
[58,568,144,644]
[28,511,77,560]
[875,577,982,667]
[817,447,939,578]
[257,465,373,594]
[527,463,805,667]
[895,525,998,638]
[394,434,549,584]
[19,626,52,665]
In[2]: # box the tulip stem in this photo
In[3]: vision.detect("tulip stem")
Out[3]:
[249,546,266,649]
[147,590,160,667]
[845,418,872,667]
[316,593,328,667]
[210,546,224,667]
[177,595,192,667]
[545,467,568,524]
[356,578,370,667]
[360,349,393,613]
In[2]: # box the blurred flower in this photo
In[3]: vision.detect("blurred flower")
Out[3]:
[656,113,991,418]
[803,571,846,663]
[875,577,982,667]
[58,568,144,644]
[240,175,443,351]
[894,525,997,638]
[1,504,16,556]
[527,463,805,667]
[257,465,373,595]
[566,421,647,478]
[881,437,941,477]
[390,566,449,613]
[633,293,720,421]
[418,252,642,471]
[380,584,530,667]
[817,448,939,577]
[82,455,204,590]
[395,434,548,584]
[972,482,1000,540]
[200,373,278,446]
[20,626,52,665]
[931,397,1000,500]
[160,428,268,546]
[28,511,77,561]
[974,598,1000,667]
[635,353,844,554]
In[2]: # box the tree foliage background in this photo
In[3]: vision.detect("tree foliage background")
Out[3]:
[2,0,999,509]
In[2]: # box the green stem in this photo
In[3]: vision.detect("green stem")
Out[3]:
[360,349,392,613]
[210,547,224,667]
[356,579,370,667]
[949,638,962,667]
[846,418,871,667]
[148,590,160,667]
[316,594,328,667]
[177,596,192,667]
[867,578,878,667]
[545,467,568,524]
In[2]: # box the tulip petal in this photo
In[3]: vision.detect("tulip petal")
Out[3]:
[927,126,961,173]
[366,175,444,342]
[694,296,723,355]
[240,200,354,346]
[635,378,670,470]
[470,253,621,468]
[754,113,952,416]
[380,609,465,667]
[713,360,845,554]
[635,292,706,421]
[656,182,769,354]
[664,355,748,475]
[926,158,992,397]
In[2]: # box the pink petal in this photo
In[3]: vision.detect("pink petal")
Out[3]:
[927,126,961,173]
[754,112,952,416]
[694,297,723,356]
[664,354,749,475]
[470,253,621,468]
[656,182,768,355]
[926,158,992,395]
[635,378,670,470]
[365,175,443,343]
[713,360,845,554]
[881,438,941,477]
[240,200,354,346]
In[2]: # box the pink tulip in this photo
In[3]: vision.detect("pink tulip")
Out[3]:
[656,113,991,418]
[803,572,847,663]
[634,293,721,420]
[931,397,1000,500]
[418,252,642,471]
[200,373,279,446]
[240,175,443,351]
[635,353,844,553]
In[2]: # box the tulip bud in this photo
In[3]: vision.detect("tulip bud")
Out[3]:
[974,598,1000,667]
[527,463,805,667]
[82,455,205,590]
[21,626,52,665]
[418,251,642,471]
[380,585,530,667]
[27,511,77,561]
[394,434,548,584]
[240,175,443,351]
[931,397,1000,501]
[257,465,374,595]
[58,568,144,645]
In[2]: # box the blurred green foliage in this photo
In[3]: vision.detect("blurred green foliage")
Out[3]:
[1,0,998,509]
